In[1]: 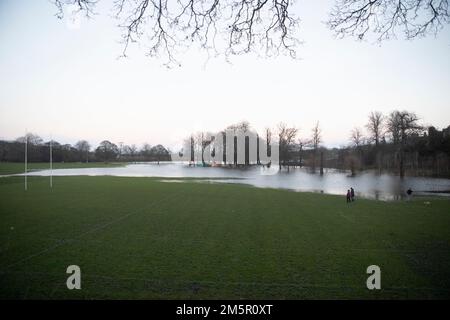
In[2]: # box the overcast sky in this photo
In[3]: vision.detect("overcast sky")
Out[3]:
[0,0,449,150]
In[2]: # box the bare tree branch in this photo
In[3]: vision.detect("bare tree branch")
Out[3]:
[328,0,449,41]
[349,127,364,147]
[53,0,98,19]
[366,111,384,146]
[52,1,449,65]
[52,0,300,67]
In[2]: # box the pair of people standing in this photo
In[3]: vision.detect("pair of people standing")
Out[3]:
[346,187,355,203]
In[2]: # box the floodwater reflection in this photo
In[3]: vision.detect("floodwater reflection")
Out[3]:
[26,162,450,200]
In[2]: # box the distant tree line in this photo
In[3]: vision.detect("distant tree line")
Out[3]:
[2,110,449,177]
[287,110,450,178]
[0,135,171,163]
[334,110,450,178]
[186,120,324,173]
[186,110,450,178]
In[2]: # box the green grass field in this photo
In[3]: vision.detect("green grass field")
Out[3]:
[0,176,449,299]
[0,162,125,175]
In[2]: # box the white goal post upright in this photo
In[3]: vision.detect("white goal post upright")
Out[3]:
[50,134,53,188]
[24,130,27,191]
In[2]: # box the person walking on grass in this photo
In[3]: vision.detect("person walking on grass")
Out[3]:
[350,187,355,202]
[346,189,351,203]
[406,188,413,201]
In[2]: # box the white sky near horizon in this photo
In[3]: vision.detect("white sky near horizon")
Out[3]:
[0,0,449,151]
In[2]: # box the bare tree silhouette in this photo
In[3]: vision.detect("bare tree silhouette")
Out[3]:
[75,140,91,162]
[277,122,297,170]
[328,0,449,41]
[366,111,385,173]
[53,0,300,66]
[387,110,423,177]
[52,1,449,65]
[350,127,364,148]
[366,111,384,146]
[310,121,322,173]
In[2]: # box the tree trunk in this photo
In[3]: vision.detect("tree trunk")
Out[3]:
[320,151,324,175]
[298,147,303,168]
[399,150,404,178]
[312,151,316,173]
[376,150,381,175]
[256,135,260,165]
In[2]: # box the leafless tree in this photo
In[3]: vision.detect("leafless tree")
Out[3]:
[53,0,300,66]
[53,0,97,19]
[309,121,322,172]
[349,127,364,148]
[192,131,214,165]
[141,143,152,159]
[227,120,251,133]
[277,122,297,170]
[297,137,310,168]
[182,135,196,163]
[344,153,361,176]
[311,121,322,151]
[118,141,124,158]
[16,133,43,145]
[52,1,449,65]
[75,140,91,162]
[366,111,385,173]
[349,127,365,171]
[123,144,138,160]
[386,110,423,177]
[366,111,384,146]
[95,140,119,161]
[328,0,450,42]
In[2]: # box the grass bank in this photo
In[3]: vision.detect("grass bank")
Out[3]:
[0,176,449,299]
[0,162,125,175]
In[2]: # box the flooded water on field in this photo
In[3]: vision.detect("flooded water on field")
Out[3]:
[24,162,450,200]
[18,163,450,200]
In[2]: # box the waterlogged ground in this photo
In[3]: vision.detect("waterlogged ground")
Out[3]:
[19,162,450,200]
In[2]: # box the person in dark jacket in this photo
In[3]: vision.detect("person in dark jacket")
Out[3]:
[406,188,413,201]
[350,187,355,201]
[346,189,351,203]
